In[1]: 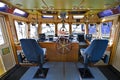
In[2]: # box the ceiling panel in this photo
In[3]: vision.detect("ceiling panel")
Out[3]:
[3,0,119,9]
[1,0,120,15]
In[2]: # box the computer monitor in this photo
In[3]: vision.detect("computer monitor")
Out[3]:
[85,34,92,41]
[69,34,73,40]
[77,33,85,42]
[38,33,46,41]
[48,35,54,41]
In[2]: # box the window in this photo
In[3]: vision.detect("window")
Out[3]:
[71,23,85,35]
[57,23,69,36]
[29,23,38,39]
[0,16,7,45]
[88,23,97,37]
[14,20,28,40]
[0,23,4,45]
[101,21,112,39]
[41,23,55,36]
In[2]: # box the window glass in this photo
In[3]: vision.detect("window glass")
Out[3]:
[88,23,97,37]
[29,23,38,39]
[57,23,69,36]
[71,23,85,35]
[14,20,28,40]
[101,22,112,39]
[41,23,55,36]
[0,23,4,45]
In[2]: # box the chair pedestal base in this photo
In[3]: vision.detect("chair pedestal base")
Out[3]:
[79,68,94,78]
[34,68,49,78]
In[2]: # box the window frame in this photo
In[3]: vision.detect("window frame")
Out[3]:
[14,20,28,41]
[88,23,97,38]
[57,23,70,36]
[71,23,85,35]
[100,21,113,39]
[29,23,38,39]
[0,16,7,45]
[41,23,55,37]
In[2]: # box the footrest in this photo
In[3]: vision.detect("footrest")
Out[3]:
[33,68,49,78]
[78,68,94,78]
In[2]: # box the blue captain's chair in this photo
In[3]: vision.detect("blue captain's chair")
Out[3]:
[80,39,108,78]
[20,39,48,78]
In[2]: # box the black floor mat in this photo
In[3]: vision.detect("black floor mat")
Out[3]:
[33,68,49,79]
[78,68,94,79]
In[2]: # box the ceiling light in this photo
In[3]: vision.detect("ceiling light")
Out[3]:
[73,15,84,19]
[58,15,68,19]
[102,19,106,22]
[42,15,54,18]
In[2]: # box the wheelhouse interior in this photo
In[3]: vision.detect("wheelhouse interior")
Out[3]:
[0,0,120,80]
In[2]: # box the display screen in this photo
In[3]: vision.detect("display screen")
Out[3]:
[98,9,113,18]
[77,33,85,42]
[0,2,14,14]
[38,33,46,41]
[98,5,120,18]
[0,2,7,12]
[13,8,29,17]
[85,34,92,41]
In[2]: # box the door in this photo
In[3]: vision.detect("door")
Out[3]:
[0,15,15,75]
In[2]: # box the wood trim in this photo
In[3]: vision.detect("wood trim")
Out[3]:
[39,42,79,62]
[109,16,120,64]
[5,15,18,64]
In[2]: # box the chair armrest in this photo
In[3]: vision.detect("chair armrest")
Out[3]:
[18,53,23,63]
[42,48,48,62]
[17,50,26,63]
[42,48,46,56]
[101,54,109,64]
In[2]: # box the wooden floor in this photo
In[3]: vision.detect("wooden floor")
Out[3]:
[0,62,120,80]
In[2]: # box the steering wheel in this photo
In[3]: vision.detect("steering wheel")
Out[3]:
[56,36,72,54]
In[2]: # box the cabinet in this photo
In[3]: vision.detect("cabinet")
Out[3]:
[39,41,79,62]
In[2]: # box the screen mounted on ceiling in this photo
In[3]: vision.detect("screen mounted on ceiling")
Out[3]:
[98,9,113,18]
[13,8,29,17]
[0,2,8,12]
[98,5,120,18]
